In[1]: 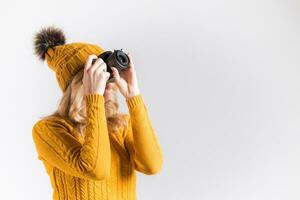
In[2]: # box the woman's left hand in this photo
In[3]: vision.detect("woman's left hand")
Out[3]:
[111,53,141,100]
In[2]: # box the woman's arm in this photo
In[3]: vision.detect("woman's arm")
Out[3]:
[32,93,111,180]
[124,94,163,175]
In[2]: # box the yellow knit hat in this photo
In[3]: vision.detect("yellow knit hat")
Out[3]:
[33,26,105,92]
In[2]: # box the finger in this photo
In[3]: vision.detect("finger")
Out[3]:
[127,53,133,64]
[98,62,107,72]
[127,53,135,69]
[90,60,107,76]
[94,66,109,84]
[111,67,121,83]
[111,69,123,89]
[95,64,105,76]
[84,55,98,72]
[103,72,110,81]
[92,58,105,69]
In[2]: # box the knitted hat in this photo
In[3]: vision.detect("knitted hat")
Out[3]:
[33,26,105,92]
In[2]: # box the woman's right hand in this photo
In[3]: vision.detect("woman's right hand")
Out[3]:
[83,55,110,95]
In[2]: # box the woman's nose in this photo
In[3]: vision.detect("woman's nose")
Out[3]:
[106,83,113,89]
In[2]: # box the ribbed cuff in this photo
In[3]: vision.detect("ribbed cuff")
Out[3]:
[126,94,144,109]
[85,93,104,105]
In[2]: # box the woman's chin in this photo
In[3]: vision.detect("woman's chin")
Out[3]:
[104,95,113,103]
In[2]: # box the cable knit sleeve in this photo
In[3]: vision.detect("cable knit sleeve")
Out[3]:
[124,94,163,175]
[32,93,111,181]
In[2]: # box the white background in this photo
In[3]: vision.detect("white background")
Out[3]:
[0,0,299,199]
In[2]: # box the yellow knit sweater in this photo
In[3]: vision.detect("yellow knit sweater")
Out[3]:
[32,94,163,200]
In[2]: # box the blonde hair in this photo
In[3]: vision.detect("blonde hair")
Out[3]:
[39,68,128,138]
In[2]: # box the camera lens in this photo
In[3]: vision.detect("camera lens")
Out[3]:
[118,55,126,63]
[116,51,128,65]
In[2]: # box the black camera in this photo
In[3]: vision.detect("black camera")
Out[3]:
[92,49,130,83]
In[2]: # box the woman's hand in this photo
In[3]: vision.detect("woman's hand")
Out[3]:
[83,55,110,96]
[111,53,140,100]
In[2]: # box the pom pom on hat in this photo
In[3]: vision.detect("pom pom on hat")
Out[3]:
[33,25,66,61]
[32,25,105,92]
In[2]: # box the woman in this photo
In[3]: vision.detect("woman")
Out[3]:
[31,26,163,200]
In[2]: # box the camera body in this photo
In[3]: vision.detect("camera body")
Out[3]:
[92,49,130,83]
